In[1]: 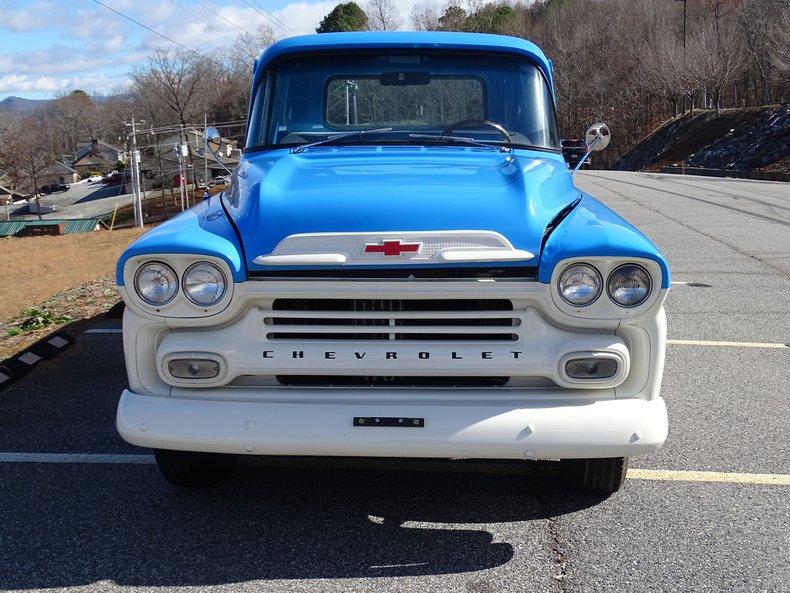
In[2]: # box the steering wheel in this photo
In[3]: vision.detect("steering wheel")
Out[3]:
[442,119,512,142]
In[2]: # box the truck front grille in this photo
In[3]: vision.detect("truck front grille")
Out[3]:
[266,298,518,341]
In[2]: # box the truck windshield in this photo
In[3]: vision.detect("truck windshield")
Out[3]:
[247,52,560,151]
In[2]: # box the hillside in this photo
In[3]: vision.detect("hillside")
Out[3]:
[614,105,789,174]
[0,94,133,117]
[0,96,45,115]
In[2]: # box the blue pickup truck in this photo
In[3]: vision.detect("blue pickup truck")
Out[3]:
[116,32,669,495]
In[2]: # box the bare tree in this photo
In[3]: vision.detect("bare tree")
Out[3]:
[409,1,442,30]
[43,90,100,158]
[0,115,55,219]
[765,3,790,85]
[687,20,745,114]
[131,49,210,130]
[367,0,401,30]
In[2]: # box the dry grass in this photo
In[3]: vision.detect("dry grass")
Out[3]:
[0,275,123,360]
[0,228,146,359]
[0,228,145,321]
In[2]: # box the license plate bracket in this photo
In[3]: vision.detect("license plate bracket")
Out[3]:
[353,416,424,427]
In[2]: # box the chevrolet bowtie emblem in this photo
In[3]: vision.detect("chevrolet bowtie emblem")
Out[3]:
[364,240,422,256]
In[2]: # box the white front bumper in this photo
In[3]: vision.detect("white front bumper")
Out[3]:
[117,389,668,460]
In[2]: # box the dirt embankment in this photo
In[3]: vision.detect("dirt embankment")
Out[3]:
[614,105,789,174]
[0,228,146,358]
[0,228,146,321]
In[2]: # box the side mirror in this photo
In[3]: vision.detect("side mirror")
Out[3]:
[204,127,222,155]
[203,127,233,176]
[585,123,610,152]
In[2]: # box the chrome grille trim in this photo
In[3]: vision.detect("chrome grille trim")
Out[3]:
[267,298,519,341]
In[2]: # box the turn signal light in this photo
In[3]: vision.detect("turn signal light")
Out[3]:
[167,358,221,379]
[564,357,618,379]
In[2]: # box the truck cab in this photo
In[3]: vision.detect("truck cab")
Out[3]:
[116,32,669,494]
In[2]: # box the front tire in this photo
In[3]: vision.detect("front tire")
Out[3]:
[154,449,238,487]
[562,457,629,494]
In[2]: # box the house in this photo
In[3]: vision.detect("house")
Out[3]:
[38,161,79,187]
[72,138,124,176]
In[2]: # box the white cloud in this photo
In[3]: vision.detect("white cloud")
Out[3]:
[0,72,128,94]
[0,0,440,99]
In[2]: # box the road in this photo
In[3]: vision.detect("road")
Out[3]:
[11,180,135,220]
[1,171,789,592]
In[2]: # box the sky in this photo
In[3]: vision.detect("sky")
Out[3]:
[0,0,423,100]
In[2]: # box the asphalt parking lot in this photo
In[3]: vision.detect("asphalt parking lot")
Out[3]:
[1,171,788,592]
[13,180,134,220]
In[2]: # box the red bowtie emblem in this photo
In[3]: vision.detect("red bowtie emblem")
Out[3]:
[364,240,422,256]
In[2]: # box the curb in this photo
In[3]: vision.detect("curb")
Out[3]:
[0,331,75,392]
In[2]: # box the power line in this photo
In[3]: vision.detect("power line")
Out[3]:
[167,0,238,44]
[238,0,295,36]
[90,0,222,67]
[245,0,296,35]
[192,0,254,36]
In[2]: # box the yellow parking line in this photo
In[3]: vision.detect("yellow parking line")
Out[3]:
[629,468,790,486]
[668,339,788,349]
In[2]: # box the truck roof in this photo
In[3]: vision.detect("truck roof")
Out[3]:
[254,31,554,92]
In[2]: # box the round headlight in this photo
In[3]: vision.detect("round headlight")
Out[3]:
[134,261,178,306]
[558,263,602,307]
[607,264,652,307]
[183,261,226,306]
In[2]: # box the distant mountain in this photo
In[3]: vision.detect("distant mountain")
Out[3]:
[0,94,135,117]
[0,96,47,115]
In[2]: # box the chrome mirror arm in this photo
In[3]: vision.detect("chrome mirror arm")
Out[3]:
[571,137,601,174]
[204,127,234,176]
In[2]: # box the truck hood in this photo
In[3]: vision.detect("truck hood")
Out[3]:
[225,147,580,272]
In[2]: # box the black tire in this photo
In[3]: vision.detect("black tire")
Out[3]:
[153,449,238,487]
[562,457,629,494]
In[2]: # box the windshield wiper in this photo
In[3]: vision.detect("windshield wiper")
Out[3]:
[407,133,509,152]
[291,127,393,154]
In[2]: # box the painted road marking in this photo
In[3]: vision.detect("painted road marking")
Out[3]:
[48,335,69,348]
[84,328,123,334]
[628,468,790,486]
[17,352,42,365]
[668,339,788,349]
[2,453,789,486]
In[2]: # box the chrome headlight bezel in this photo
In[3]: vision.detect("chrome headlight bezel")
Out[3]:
[182,261,227,306]
[607,263,652,308]
[133,261,179,306]
[557,263,603,307]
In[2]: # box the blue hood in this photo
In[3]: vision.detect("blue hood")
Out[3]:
[225,147,579,271]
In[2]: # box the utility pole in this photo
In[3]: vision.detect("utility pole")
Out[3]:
[204,113,209,188]
[126,118,144,228]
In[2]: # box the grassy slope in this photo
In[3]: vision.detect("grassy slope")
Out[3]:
[0,228,146,358]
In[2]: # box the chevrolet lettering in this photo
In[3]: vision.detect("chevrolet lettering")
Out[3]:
[116,32,670,494]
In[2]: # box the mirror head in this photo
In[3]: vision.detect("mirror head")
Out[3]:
[204,127,222,155]
[585,123,610,152]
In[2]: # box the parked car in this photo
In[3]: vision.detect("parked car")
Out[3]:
[103,172,128,185]
[39,182,70,194]
[210,175,229,186]
[86,175,104,183]
[116,32,669,495]
[561,138,590,169]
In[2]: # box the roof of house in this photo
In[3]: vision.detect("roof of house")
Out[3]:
[41,161,78,174]
[74,139,123,162]
[0,218,100,237]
